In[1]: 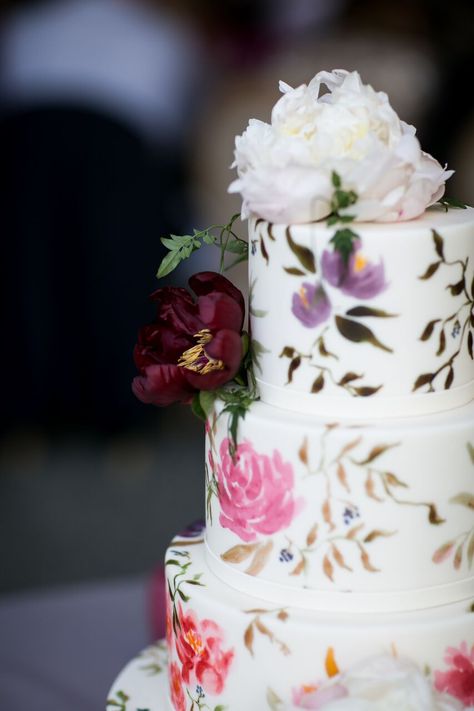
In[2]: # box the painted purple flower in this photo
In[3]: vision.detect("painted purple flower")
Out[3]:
[178,519,206,538]
[321,241,386,300]
[292,282,331,328]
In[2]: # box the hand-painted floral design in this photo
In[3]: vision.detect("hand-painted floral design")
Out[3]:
[169,661,186,711]
[321,240,387,300]
[132,271,244,406]
[174,603,234,695]
[434,642,474,706]
[292,283,331,328]
[216,437,300,543]
[244,608,290,657]
[414,229,474,392]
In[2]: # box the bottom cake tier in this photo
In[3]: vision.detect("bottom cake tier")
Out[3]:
[164,529,474,710]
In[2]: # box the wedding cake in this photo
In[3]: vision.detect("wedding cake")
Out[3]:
[133,70,474,710]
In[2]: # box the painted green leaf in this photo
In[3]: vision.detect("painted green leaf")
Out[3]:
[450,492,474,509]
[311,373,325,393]
[346,306,398,318]
[353,385,382,397]
[280,346,295,359]
[287,356,301,383]
[420,319,440,341]
[433,230,445,259]
[467,532,474,569]
[284,266,306,276]
[428,504,445,525]
[467,442,474,464]
[318,339,338,359]
[335,315,393,352]
[260,236,269,264]
[286,227,316,273]
[468,331,473,360]
[448,279,465,296]
[413,373,434,391]
[445,367,454,389]
[437,329,446,356]
[419,261,441,280]
[338,372,362,385]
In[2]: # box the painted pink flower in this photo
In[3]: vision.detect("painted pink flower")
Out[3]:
[174,603,234,695]
[434,641,474,706]
[169,661,186,711]
[292,282,331,328]
[321,241,386,299]
[216,437,299,542]
[292,683,347,709]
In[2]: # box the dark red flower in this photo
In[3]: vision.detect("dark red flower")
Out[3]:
[132,272,245,406]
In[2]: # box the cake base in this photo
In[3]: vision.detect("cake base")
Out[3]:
[106,640,168,711]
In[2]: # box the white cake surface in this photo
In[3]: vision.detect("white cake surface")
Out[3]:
[249,206,474,418]
[164,533,473,711]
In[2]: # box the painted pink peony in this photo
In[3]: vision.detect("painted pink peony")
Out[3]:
[434,642,474,706]
[174,603,234,695]
[169,661,186,711]
[216,437,299,542]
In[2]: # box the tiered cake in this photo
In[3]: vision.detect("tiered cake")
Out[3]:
[160,71,474,709]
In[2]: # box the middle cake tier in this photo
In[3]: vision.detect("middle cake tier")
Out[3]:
[205,398,474,612]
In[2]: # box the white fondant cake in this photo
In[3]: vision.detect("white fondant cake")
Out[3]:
[157,70,474,710]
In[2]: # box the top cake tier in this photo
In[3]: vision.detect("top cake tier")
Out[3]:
[249,206,474,419]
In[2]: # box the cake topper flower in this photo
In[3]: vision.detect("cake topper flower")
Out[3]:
[229,69,454,224]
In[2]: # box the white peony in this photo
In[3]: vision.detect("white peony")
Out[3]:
[229,69,453,224]
[283,655,464,711]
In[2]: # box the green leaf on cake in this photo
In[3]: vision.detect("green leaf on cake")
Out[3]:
[467,442,474,464]
[335,315,393,352]
[285,227,316,273]
[420,319,440,341]
[437,196,467,211]
[346,306,398,318]
[432,230,445,259]
[330,229,359,265]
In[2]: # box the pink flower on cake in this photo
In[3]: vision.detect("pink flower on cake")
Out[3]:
[434,641,474,706]
[175,603,234,695]
[169,661,186,711]
[216,437,300,542]
[292,683,347,709]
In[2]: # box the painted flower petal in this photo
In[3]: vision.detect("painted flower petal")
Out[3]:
[292,282,331,328]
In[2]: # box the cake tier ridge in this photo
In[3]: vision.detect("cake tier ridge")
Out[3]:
[249,206,474,419]
[165,532,474,711]
[205,397,474,609]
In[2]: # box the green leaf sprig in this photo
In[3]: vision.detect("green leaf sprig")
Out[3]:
[157,213,248,279]
[327,171,360,264]
[437,196,467,212]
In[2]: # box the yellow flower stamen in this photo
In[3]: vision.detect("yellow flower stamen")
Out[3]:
[178,329,224,375]
[185,629,204,655]
[299,286,310,308]
[354,253,368,273]
[325,646,340,677]
[302,684,318,694]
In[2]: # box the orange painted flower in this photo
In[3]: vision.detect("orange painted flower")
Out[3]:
[169,661,186,711]
[174,603,234,695]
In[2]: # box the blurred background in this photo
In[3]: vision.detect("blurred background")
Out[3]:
[0,0,473,705]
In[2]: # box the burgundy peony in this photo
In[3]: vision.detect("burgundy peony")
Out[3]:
[132,272,245,406]
[321,241,387,300]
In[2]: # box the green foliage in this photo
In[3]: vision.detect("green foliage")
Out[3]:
[330,228,359,264]
[156,214,248,278]
[328,171,358,224]
[437,196,467,212]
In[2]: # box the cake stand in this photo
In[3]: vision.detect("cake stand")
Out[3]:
[106,640,168,711]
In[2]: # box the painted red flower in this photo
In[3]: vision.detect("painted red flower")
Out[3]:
[174,603,234,695]
[132,272,245,406]
[169,661,186,711]
[434,641,474,706]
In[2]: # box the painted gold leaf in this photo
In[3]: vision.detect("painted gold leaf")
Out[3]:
[325,647,340,677]
[323,554,334,582]
[286,227,316,273]
[246,540,273,576]
[346,523,364,539]
[363,529,396,543]
[468,443,474,464]
[255,619,273,639]
[290,558,306,576]
[360,547,380,573]
[454,542,464,570]
[277,609,289,621]
[385,472,408,488]
[336,462,350,492]
[467,532,474,569]
[287,357,301,384]
[420,319,440,341]
[260,236,269,264]
[298,437,308,465]
[357,443,398,465]
[331,544,352,571]
[432,229,445,259]
[221,543,259,564]
[266,688,283,711]
[338,436,362,458]
[428,504,446,525]
[322,499,335,531]
[306,523,318,547]
[311,372,325,393]
[244,623,254,655]
[432,541,455,564]
[413,373,434,391]
[419,261,441,280]
[450,492,474,509]
[365,471,383,502]
[335,315,393,353]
